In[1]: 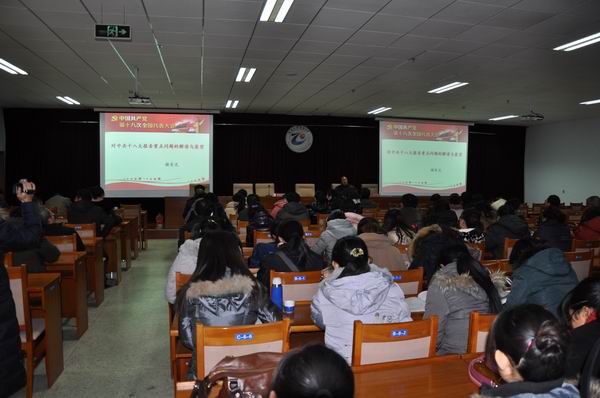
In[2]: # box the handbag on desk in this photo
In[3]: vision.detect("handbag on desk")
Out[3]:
[190,352,283,398]
[468,355,503,388]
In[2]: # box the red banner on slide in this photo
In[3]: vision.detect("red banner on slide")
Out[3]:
[380,119,468,142]
[104,113,212,133]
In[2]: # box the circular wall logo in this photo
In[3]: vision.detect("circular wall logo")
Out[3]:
[285,125,313,153]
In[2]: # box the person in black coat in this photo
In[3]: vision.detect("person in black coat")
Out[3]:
[41,207,85,251]
[68,188,118,237]
[534,206,572,252]
[258,220,325,288]
[0,181,41,397]
[485,204,530,259]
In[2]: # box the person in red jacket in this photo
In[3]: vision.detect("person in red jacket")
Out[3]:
[574,206,600,241]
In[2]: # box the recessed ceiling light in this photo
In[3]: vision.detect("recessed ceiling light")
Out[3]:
[554,32,600,52]
[56,96,79,105]
[0,58,28,75]
[236,67,256,83]
[488,115,519,121]
[428,82,469,94]
[260,0,294,23]
[226,100,239,109]
[580,98,600,105]
[368,107,391,115]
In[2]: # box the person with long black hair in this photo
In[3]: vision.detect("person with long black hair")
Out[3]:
[257,219,324,288]
[383,208,416,245]
[535,206,572,251]
[424,244,505,355]
[478,304,578,397]
[176,230,281,378]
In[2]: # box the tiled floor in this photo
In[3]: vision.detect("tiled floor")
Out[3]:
[11,239,177,398]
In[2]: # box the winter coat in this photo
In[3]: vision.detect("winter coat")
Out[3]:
[399,207,422,230]
[344,212,364,229]
[270,199,287,219]
[165,238,200,304]
[565,319,600,378]
[257,244,325,288]
[475,380,579,398]
[178,273,282,377]
[534,220,572,252]
[359,232,408,271]
[311,264,412,363]
[0,202,42,397]
[67,200,118,237]
[44,194,71,217]
[275,202,309,222]
[424,263,505,355]
[574,216,600,241]
[12,237,60,273]
[461,228,486,244]
[312,219,356,262]
[485,215,530,259]
[505,248,578,317]
[248,242,277,267]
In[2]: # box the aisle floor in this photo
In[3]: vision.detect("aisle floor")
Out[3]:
[12,239,177,398]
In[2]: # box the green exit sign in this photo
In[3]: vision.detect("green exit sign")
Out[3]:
[95,24,131,41]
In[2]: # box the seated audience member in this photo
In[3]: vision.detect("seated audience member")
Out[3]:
[574,205,600,241]
[359,187,377,209]
[276,192,309,222]
[307,190,330,224]
[165,218,222,304]
[270,344,354,398]
[245,199,274,247]
[249,221,280,268]
[176,230,281,377]
[182,185,207,220]
[485,204,530,259]
[424,199,459,229]
[399,193,422,230]
[311,237,411,363]
[258,220,324,288]
[90,186,118,218]
[312,210,356,263]
[238,192,257,221]
[357,217,407,271]
[459,208,486,244]
[41,207,85,251]
[534,206,572,251]
[333,176,356,198]
[184,199,234,240]
[545,194,562,209]
[383,208,416,245]
[506,238,578,316]
[424,244,504,355]
[68,188,119,237]
[560,277,600,379]
[509,197,527,219]
[430,193,441,203]
[479,304,577,398]
[270,196,287,219]
[225,190,246,219]
[449,193,464,219]
[0,180,41,397]
[12,235,60,273]
[408,224,464,283]
[586,195,600,208]
[44,192,71,217]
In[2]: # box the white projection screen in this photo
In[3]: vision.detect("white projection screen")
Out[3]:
[100,112,213,197]
[379,119,469,196]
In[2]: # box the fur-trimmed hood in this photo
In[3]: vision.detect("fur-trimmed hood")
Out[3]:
[186,274,255,299]
[430,262,506,298]
[408,224,442,258]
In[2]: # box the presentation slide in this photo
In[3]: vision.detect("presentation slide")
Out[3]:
[100,112,212,198]
[379,119,469,195]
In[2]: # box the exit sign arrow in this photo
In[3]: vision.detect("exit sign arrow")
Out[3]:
[95,24,132,41]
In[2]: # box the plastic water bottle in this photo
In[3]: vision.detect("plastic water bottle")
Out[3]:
[271,277,283,309]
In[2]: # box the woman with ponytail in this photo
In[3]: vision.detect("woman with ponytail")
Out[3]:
[311,236,412,363]
[258,219,324,288]
[475,304,578,397]
[424,244,505,355]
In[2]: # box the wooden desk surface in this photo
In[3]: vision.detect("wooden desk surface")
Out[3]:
[353,356,476,397]
[53,252,87,265]
[28,272,61,291]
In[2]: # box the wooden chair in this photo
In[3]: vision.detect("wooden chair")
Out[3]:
[255,183,275,197]
[362,209,378,218]
[65,223,104,306]
[8,265,46,398]
[503,238,519,259]
[317,213,330,231]
[270,270,322,304]
[121,204,142,256]
[304,230,321,248]
[242,247,253,263]
[233,183,253,195]
[195,319,290,379]
[351,317,438,370]
[564,251,593,281]
[572,239,600,267]
[237,220,249,237]
[467,312,496,354]
[390,268,424,297]
[481,259,512,274]
[46,234,78,253]
[253,230,273,247]
[169,273,193,378]
[4,251,14,266]
[295,183,315,197]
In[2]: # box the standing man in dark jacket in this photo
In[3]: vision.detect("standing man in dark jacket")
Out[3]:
[485,204,530,259]
[0,180,41,397]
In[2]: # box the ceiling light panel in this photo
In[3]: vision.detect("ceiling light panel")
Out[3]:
[260,0,294,23]
[554,32,600,51]
[428,82,469,94]
[0,58,28,75]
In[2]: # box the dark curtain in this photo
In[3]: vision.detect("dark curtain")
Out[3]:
[4,109,526,218]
